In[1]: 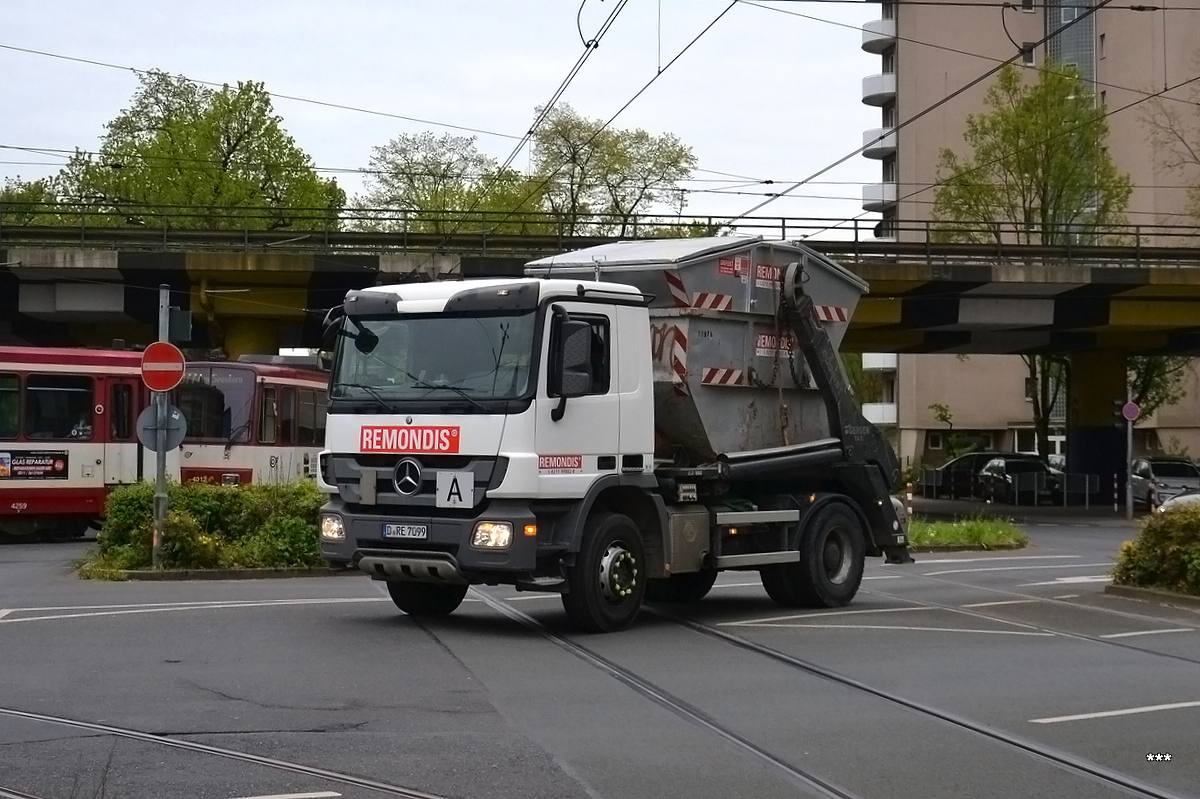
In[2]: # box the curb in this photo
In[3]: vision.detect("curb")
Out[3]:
[1103,584,1200,611]
[909,544,1027,553]
[122,567,359,581]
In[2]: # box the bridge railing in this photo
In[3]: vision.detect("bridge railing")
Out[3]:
[3,202,1200,266]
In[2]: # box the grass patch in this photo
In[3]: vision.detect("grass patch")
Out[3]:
[908,514,1029,549]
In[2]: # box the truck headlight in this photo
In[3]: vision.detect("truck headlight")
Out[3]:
[320,514,345,541]
[472,521,513,549]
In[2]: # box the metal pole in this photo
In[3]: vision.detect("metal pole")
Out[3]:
[1125,379,1134,521]
[152,284,169,569]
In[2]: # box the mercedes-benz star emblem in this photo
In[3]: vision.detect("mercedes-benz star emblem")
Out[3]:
[393,458,422,497]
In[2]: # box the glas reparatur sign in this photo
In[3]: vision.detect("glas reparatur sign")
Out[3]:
[0,451,69,480]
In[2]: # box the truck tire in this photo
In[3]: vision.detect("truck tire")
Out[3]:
[387,581,469,617]
[561,512,646,633]
[645,569,718,603]
[760,502,865,608]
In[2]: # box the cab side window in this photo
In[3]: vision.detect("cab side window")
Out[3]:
[25,375,93,440]
[0,373,18,439]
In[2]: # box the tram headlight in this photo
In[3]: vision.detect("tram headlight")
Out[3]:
[471,521,512,549]
[320,514,346,541]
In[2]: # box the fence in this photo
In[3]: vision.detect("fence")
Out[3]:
[919,469,1102,507]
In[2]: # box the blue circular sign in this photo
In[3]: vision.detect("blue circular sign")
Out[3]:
[1122,402,1140,422]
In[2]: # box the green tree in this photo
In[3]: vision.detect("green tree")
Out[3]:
[354,133,549,234]
[530,104,697,236]
[841,353,882,408]
[55,71,343,230]
[1129,356,1191,420]
[929,64,1193,460]
[932,64,1131,245]
[0,177,61,225]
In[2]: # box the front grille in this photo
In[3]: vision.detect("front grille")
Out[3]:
[329,453,507,509]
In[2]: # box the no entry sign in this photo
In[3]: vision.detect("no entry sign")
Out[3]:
[141,341,186,392]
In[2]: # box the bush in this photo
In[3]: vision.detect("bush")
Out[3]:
[82,480,326,576]
[1112,503,1200,596]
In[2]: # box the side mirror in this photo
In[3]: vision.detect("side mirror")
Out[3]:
[549,316,593,421]
[555,320,594,399]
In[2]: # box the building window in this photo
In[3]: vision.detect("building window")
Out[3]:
[1021,0,1034,10]
[980,432,995,449]
[875,209,898,239]
[1062,6,1078,23]
[882,154,897,183]
[1021,43,1036,66]
[1015,429,1037,453]
[1100,90,1106,105]
[928,432,944,451]
[882,50,895,74]
[882,0,896,20]
[882,101,897,129]
[1099,32,1105,59]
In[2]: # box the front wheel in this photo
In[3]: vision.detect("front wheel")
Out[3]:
[387,581,469,617]
[562,513,646,633]
[761,502,866,608]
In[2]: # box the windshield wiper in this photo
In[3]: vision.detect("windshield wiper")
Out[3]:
[332,382,399,412]
[405,372,490,412]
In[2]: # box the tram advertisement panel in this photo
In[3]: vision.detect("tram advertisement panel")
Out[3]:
[0,451,69,479]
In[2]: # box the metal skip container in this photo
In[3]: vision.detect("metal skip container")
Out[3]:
[525,236,869,464]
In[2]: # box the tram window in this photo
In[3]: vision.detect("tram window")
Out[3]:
[0,374,17,439]
[176,366,254,442]
[279,386,296,445]
[314,390,327,446]
[260,386,278,444]
[110,384,133,441]
[298,389,318,445]
[26,375,93,440]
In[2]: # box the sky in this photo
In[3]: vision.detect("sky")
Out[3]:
[1,0,883,238]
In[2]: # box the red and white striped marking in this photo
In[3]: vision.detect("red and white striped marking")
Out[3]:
[670,326,688,394]
[815,306,849,323]
[691,293,733,311]
[701,368,744,386]
[664,271,690,308]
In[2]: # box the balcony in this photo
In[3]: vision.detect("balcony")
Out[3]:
[863,403,898,426]
[862,182,898,212]
[862,353,898,371]
[862,73,897,106]
[862,127,897,159]
[862,18,896,54]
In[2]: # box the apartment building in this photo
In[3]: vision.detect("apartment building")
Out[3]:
[860,0,1200,467]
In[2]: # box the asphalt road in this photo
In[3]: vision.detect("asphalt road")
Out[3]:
[1,519,1197,799]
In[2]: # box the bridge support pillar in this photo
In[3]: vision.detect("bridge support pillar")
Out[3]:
[222,318,279,360]
[1067,351,1126,503]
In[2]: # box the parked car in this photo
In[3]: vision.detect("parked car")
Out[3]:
[1156,490,1200,513]
[976,456,1064,504]
[1131,457,1200,509]
[926,450,1007,498]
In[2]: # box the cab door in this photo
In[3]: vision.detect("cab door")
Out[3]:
[102,378,141,485]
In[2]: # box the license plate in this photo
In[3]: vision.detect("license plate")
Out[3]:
[383,523,428,539]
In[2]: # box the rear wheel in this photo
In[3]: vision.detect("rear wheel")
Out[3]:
[562,513,646,633]
[645,568,718,603]
[386,581,469,617]
[761,502,866,608]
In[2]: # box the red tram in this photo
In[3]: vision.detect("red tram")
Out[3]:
[0,346,328,539]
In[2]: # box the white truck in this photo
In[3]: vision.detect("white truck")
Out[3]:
[316,237,911,632]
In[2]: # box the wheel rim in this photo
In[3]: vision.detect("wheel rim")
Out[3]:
[821,528,854,585]
[599,542,638,604]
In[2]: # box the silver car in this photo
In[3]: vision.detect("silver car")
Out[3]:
[1131,457,1200,509]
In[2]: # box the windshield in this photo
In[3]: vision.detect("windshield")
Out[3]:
[1152,462,1200,479]
[331,312,536,404]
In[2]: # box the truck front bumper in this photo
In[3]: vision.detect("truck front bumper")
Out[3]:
[318,497,539,582]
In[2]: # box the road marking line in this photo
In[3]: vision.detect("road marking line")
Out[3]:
[230,793,341,799]
[0,598,387,624]
[743,623,1053,636]
[862,575,902,580]
[1053,594,1080,599]
[899,555,1081,565]
[505,595,560,601]
[1019,575,1111,587]
[1030,700,1200,724]
[0,610,10,620]
[720,606,935,626]
[960,600,1039,609]
[0,598,378,614]
[1099,628,1192,639]
[710,581,762,589]
[924,562,1111,576]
